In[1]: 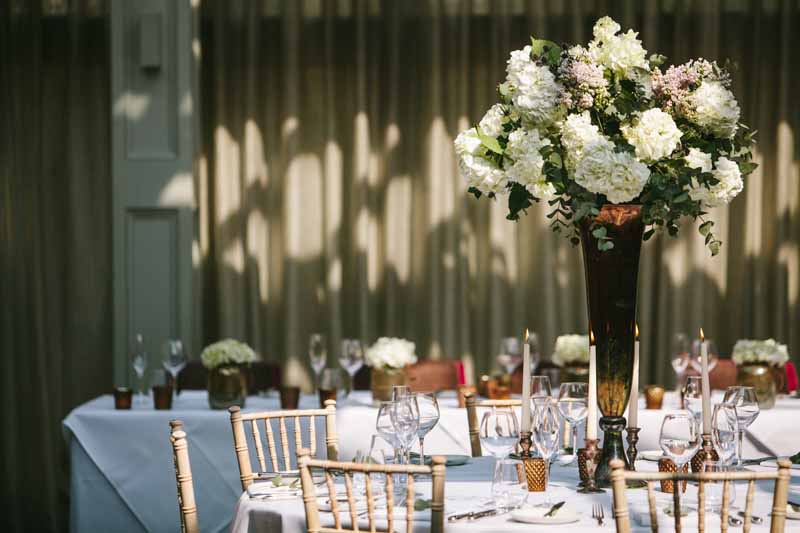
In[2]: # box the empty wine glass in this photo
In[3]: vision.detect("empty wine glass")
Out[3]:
[671,333,690,391]
[391,385,411,402]
[690,338,719,373]
[338,339,364,397]
[308,333,327,385]
[683,376,703,422]
[414,393,440,465]
[723,386,760,468]
[702,460,736,513]
[130,333,148,404]
[526,332,541,365]
[390,396,419,489]
[711,402,739,467]
[479,408,519,459]
[375,402,402,453]
[532,398,561,506]
[659,411,700,472]
[530,376,552,408]
[497,337,522,375]
[557,382,588,464]
[492,459,527,512]
[162,339,186,394]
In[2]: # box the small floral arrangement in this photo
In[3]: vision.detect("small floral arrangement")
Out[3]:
[201,339,258,369]
[731,339,789,367]
[454,16,756,255]
[365,337,418,371]
[552,334,590,367]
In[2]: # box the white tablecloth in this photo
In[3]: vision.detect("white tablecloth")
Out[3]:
[62,389,800,532]
[230,456,800,533]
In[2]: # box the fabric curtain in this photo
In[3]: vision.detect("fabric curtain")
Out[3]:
[0,1,111,531]
[198,0,800,391]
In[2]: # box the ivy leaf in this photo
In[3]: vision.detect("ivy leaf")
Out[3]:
[467,187,482,199]
[271,475,283,487]
[598,241,615,252]
[414,499,433,511]
[592,226,607,239]
[698,220,714,237]
[289,478,300,489]
[475,126,503,155]
[529,37,562,67]
[643,228,656,241]
[709,241,721,256]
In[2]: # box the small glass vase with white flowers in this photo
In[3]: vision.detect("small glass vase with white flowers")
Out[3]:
[732,339,790,408]
[366,337,418,402]
[201,339,258,409]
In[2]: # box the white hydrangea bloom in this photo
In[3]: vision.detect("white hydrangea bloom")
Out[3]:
[478,103,507,138]
[621,108,683,162]
[688,81,740,138]
[686,156,743,207]
[504,128,555,199]
[454,128,482,157]
[731,339,790,366]
[201,339,258,369]
[560,111,605,172]
[458,154,508,196]
[366,337,418,370]
[575,141,650,203]
[552,334,590,366]
[505,45,563,127]
[588,17,648,76]
[685,147,713,173]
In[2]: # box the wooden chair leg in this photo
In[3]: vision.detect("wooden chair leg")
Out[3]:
[465,394,481,457]
[771,459,791,533]
[229,406,254,490]
[610,459,631,533]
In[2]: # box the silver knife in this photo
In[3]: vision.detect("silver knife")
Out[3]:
[469,509,498,521]
[447,511,474,522]
[545,501,565,517]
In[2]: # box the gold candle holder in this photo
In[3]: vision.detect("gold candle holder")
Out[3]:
[625,427,641,469]
[645,385,665,409]
[690,433,719,473]
[518,431,546,492]
[577,438,604,493]
[659,458,688,493]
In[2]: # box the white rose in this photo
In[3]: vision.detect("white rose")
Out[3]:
[685,147,713,173]
[575,141,650,203]
[478,103,507,138]
[621,108,682,163]
[552,334,590,366]
[505,46,563,127]
[687,81,740,138]
[686,156,743,207]
[504,128,555,199]
[560,111,604,173]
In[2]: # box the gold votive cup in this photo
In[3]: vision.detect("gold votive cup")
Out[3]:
[487,381,510,400]
[658,458,688,493]
[152,385,173,410]
[477,375,491,397]
[280,386,300,409]
[522,457,547,492]
[318,388,337,408]
[645,385,665,409]
[113,387,133,410]
[457,385,477,408]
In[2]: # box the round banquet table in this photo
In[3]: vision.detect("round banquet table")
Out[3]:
[230,455,800,533]
[63,389,800,532]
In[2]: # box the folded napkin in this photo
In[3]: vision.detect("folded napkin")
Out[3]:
[247,482,301,500]
[631,505,724,530]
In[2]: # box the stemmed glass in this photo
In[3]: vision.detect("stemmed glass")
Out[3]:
[308,333,327,386]
[723,386,760,468]
[532,398,561,506]
[338,339,364,397]
[711,402,739,467]
[390,395,419,466]
[162,339,187,396]
[671,333,690,391]
[690,338,719,374]
[479,408,519,459]
[530,376,552,408]
[376,403,402,456]
[683,376,703,422]
[414,393,440,465]
[497,337,522,375]
[557,382,588,464]
[130,333,148,404]
[659,411,700,496]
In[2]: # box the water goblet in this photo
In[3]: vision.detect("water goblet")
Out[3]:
[659,411,700,478]
[414,392,440,465]
[479,408,519,459]
[338,339,364,397]
[671,333,690,391]
[390,396,419,465]
[391,385,411,402]
[683,376,703,421]
[702,460,736,513]
[308,333,327,386]
[723,386,760,468]
[162,339,187,396]
[130,333,148,404]
[497,337,522,376]
[711,402,739,467]
[530,376,552,408]
[532,398,561,506]
[557,382,588,464]
[690,338,719,373]
[491,459,527,512]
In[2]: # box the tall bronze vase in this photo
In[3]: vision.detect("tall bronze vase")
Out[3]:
[580,204,644,487]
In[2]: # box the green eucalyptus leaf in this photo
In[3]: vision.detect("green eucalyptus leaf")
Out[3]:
[709,241,721,256]
[271,475,283,487]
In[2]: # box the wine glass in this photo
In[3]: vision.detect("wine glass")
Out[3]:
[532,398,561,506]
[702,460,736,513]
[308,333,327,385]
[683,376,703,422]
[497,337,522,375]
[557,382,588,464]
[162,339,186,395]
[659,411,700,474]
[530,376,552,408]
[375,402,402,453]
[690,338,719,373]
[671,333,690,391]
[723,386,760,468]
[390,396,419,467]
[479,408,519,459]
[526,332,541,365]
[338,339,364,397]
[414,393,440,465]
[392,385,411,402]
[130,333,148,404]
[711,402,739,467]
[491,459,527,512]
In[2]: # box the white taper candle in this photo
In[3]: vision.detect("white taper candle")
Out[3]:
[587,330,598,440]
[520,329,532,432]
[700,328,711,434]
[629,323,640,428]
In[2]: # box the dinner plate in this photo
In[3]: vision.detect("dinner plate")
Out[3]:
[761,459,800,470]
[787,505,800,520]
[510,505,580,525]
[409,453,470,467]
[640,450,665,462]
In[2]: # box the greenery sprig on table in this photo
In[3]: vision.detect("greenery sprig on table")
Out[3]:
[455,16,757,255]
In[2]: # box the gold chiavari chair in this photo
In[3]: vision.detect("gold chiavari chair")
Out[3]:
[169,420,199,533]
[229,400,338,491]
[610,458,792,533]
[297,448,446,533]
[464,393,522,457]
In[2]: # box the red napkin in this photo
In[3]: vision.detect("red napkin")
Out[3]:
[455,361,466,385]
[785,361,798,392]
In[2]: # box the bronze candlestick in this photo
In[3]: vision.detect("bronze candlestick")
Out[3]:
[577,438,604,493]
[625,427,641,469]
[519,430,541,492]
[690,432,719,472]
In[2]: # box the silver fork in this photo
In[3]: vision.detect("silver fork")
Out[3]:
[592,504,605,526]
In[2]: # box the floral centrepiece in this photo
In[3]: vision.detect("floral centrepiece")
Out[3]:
[732,339,790,366]
[201,339,258,409]
[552,334,590,367]
[366,337,417,402]
[454,16,756,255]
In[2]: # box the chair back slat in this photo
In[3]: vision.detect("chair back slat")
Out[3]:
[609,459,792,533]
[464,393,522,457]
[251,420,267,472]
[297,449,445,533]
[229,404,339,490]
[169,422,199,533]
[263,418,279,472]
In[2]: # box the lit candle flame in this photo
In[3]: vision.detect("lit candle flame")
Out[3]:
[700,327,705,343]
[589,330,595,345]
[525,328,529,342]
[635,322,639,339]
